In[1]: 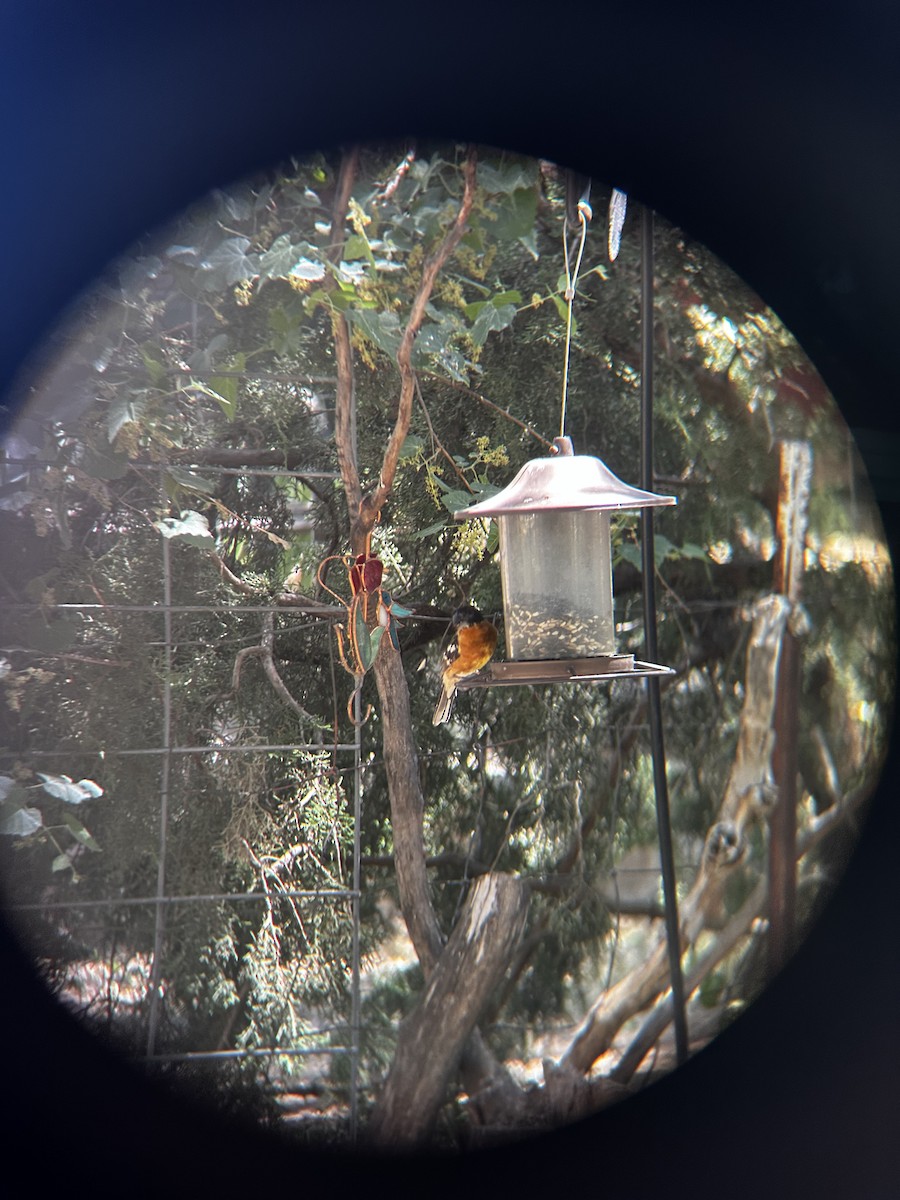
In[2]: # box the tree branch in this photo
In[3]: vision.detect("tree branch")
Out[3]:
[330,147,363,524]
[364,146,478,530]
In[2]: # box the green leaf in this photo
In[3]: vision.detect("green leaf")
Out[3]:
[413,518,451,540]
[198,236,259,289]
[163,467,216,498]
[107,390,149,442]
[51,853,73,872]
[343,233,376,266]
[679,542,709,560]
[550,294,572,326]
[154,510,215,548]
[0,806,43,836]
[616,543,642,569]
[441,488,479,515]
[61,811,102,851]
[346,309,402,358]
[477,161,538,194]
[470,302,518,348]
[463,290,522,321]
[258,234,320,279]
[490,187,539,244]
[399,434,425,461]
[38,773,103,804]
[289,256,327,282]
[138,345,169,387]
[205,376,239,420]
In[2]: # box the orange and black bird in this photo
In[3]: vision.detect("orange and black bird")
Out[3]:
[432,604,498,725]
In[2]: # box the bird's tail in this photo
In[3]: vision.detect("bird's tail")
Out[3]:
[432,686,455,726]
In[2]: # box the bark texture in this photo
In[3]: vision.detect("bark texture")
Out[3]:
[368,872,529,1147]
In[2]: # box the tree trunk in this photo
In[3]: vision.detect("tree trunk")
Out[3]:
[368,872,529,1147]
[372,648,444,972]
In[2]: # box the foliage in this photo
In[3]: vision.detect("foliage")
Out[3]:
[0,142,893,1140]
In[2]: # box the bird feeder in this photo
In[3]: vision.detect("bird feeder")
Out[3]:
[453,435,676,687]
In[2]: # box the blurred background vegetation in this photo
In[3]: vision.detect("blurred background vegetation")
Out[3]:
[0,142,892,1141]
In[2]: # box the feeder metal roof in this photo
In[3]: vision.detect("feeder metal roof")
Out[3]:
[454,448,676,520]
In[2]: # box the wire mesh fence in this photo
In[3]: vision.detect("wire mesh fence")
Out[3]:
[0,460,368,1139]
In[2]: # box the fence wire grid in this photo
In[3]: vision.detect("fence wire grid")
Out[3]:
[1,461,368,1138]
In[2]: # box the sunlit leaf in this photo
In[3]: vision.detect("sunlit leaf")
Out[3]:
[51,853,73,872]
[259,233,301,277]
[206,375,238,420]
[38,773,102,804]
[154,510,215,547]
[289,257,327,282]
[198,236,259,289]
[0,806,43,836]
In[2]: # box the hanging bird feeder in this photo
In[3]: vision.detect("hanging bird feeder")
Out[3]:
[452,434,676,688]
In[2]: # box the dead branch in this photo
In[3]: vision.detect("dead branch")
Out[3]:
[232,610,320,728]
[559,594,792,1074]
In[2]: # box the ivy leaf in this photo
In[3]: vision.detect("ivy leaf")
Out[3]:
[38,773,103,804]
[258,234,312,278]
[470,302,518,348]
[490,187,539,247]
[198,237,259,289]
[477,161,538,194]
[289,256,327,282]
[346,309,402,359]
[440,488,478,515]
[616,543,642,569]
[154,510,215,547]
[0,806,43,836]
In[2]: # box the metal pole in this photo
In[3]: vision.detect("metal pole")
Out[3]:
[348,684,363,1140]
[146,481,173,1057]
[640,204,689,1066]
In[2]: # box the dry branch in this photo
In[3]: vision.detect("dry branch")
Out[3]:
[560,594,793,1074]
